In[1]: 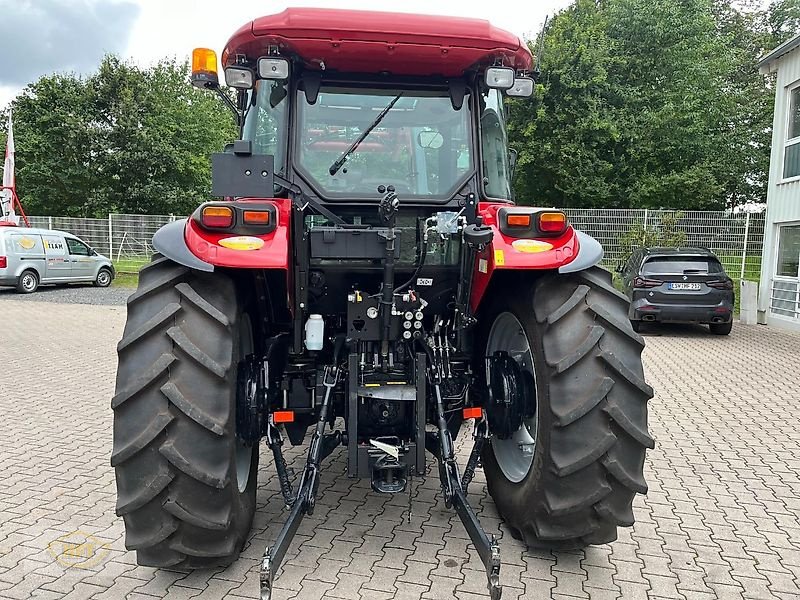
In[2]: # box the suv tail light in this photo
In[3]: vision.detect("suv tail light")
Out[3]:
[707,279,733,290]
[633,276,661,288]
[0,256,6,269]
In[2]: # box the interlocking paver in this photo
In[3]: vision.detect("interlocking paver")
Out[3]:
[2,299,800,599]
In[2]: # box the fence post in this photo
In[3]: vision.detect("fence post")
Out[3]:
[48,216,52,230]
[740,212,750,281]
[108,214,113,259]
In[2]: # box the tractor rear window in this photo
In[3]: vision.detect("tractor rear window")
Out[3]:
[295,87,472,199]
[642,257,724,275]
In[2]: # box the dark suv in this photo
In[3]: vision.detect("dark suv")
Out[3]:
[620,247,734,335]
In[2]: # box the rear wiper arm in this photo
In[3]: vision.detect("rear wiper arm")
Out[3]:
[328,92,403,176]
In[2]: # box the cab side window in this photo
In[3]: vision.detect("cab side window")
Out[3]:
[66,239,90,256]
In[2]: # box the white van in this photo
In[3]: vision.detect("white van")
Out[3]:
[0,227,115,293]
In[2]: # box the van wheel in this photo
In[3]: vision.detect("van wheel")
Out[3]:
[17,270,39,294]
[95,268,113,288]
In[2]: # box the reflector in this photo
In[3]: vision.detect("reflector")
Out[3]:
[243,210,270,225]
[507,214,532,227]
[273,410,295,423]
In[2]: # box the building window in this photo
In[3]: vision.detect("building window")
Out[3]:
[776,224,800,278]
[785,86,800,180]
[771,225,800,320]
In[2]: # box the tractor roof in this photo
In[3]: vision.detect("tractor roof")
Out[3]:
[223,8,533,78]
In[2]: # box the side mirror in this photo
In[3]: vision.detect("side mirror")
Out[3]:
[417,130,444,149]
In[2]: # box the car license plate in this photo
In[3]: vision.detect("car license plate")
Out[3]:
[668,282,701,291]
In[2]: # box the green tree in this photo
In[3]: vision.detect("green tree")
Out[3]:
[1,56,236,217]
[509,0,799,210]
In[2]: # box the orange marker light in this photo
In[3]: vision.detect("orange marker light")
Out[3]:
[273,411,295,424]
[538,211,567,233]
[507,214,532,228]
[243,210,270,225]
[201,205,233,228]
[463,407,483,420]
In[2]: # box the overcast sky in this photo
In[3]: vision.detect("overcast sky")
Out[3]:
[0,0,571,108]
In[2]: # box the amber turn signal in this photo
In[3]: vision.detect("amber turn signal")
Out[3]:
[201,205,233,228]
[538,211,567,234]
[507,214,532,228]
[243,210,270,225]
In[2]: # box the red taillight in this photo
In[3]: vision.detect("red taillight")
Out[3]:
[538,211,568,234]
[707,279,733,290]
[633,276,662,288]
[0,256,6,269]
[201,206,234,229]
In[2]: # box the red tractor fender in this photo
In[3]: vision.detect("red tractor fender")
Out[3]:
[469,203,604,312]
[151,198,292,271]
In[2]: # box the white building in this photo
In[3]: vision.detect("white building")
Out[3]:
[758,34,800,332]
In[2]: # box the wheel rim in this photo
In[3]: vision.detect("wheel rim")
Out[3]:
[486,312,538,484]
[236,314,254,493]
[98,271,110,286]
[22,274,36,291]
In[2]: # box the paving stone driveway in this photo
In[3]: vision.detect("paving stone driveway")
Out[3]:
[0,298,799,600]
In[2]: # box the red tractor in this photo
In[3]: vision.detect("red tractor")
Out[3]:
[111,9,653,599]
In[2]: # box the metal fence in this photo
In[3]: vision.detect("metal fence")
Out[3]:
[27,209,766,279]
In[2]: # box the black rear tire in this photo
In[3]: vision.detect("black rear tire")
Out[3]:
[709,321,732,335]
[630,320,642,333]
[112,255,258,568]
[16,269,39,293]
[481,267,654,548]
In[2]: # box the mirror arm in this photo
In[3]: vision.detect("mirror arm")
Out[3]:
[214,87,246,132]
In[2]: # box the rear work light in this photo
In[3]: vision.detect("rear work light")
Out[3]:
[707,279,734,290]
[243,210,270,225]
[537,211,568,234]
[201,205,234,229]
[633,276,662,288]
[0,256,6,269]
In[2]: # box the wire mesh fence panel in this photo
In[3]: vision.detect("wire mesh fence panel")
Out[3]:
[26,209,766,281]
[110,214,175,271]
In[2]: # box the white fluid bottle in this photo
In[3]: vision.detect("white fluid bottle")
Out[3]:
[305,314,324,350]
